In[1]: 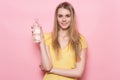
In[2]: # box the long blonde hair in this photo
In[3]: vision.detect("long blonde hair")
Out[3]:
[52,2,81,61]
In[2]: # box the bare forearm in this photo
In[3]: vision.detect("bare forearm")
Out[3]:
[39,40,52,71]
[50,68,84,78]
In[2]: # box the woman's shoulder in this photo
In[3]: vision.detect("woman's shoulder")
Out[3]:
[79,34,88,48]
[44,32,52,45]
[44,32,52,38]
[80,34,86,41]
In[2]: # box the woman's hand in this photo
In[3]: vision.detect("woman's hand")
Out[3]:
[31,19,44,43]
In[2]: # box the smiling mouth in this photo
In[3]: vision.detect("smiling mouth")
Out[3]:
[61,23,68,26]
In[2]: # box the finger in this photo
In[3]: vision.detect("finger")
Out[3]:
[31,31,34,36]
[31,26,33,29]
[40,27,43,33]
[40,26,42,30]
[34,18,41,27]
[31,24,36,29]
[39,26,41,32]
[31,31,33,34]
[34,18,39,24]
[31,26,34,32]
[31,24,36,31]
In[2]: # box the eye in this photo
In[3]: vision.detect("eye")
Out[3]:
[66,14,71,17]
[58,14,63,18]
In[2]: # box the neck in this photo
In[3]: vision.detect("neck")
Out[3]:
[58,29,69,37]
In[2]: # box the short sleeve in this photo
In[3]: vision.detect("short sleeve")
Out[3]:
[80,35,88,48]
[43,33,52,46]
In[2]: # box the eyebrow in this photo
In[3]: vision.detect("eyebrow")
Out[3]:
[57,14,71,15]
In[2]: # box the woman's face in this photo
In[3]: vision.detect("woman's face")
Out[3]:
[57,8,71,30]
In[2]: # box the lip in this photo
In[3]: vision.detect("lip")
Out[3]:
[61,23,68,25]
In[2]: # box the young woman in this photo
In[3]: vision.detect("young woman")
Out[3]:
[31,2,87,80]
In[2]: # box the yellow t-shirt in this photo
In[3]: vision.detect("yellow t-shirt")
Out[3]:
[43,33,87,80]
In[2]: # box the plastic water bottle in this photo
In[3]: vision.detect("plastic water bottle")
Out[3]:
[33,19,41,43]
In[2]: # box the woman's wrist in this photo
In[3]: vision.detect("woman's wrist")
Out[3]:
[39,38,45,45]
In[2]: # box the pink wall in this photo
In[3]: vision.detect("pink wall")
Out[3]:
[0,0,120,80]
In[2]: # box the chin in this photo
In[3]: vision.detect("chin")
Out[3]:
[60,26,70,30]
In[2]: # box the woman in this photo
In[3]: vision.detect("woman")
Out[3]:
[31,2,87,80]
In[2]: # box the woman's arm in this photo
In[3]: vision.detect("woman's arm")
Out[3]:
[39,37,52,71]
[31,21,52,71]
[49,48,87,78]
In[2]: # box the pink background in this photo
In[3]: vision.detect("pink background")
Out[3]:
[0,0,120,80]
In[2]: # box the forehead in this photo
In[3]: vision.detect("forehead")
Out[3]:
[57,8,70,15]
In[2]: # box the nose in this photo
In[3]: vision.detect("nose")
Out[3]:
[62,17,66,22]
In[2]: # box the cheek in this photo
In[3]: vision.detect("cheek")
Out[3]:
[57,18,62,23]
[57,18,61,26]
[68,18,71,23]
[67,17,71,21]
